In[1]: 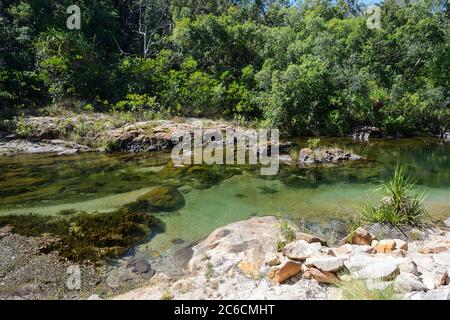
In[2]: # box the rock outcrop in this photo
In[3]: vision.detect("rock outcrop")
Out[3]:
[351,126,382,141]
[114,216,450,300]
[298,147,363,164]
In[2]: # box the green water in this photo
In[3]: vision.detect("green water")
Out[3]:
[0,138,449,256]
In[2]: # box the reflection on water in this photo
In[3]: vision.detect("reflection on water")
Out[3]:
[0,138,449,255]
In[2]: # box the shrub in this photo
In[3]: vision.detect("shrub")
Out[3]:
[306,138,321,149]
[279,220,296,243]
[335,277,395,300]
[14,115,33,138]
[360,165,430,227]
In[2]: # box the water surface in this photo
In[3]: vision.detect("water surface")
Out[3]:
[1,138,449,257]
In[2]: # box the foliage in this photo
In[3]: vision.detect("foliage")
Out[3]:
[306,138,321,149]
[360,164,430,227]
[14,115,34,137]
[0,0,448,136]
[279,219,296,242]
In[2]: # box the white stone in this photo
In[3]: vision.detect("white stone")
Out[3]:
[394,272,427,293]
[398,260,419,275]
[353,260,399,279]
[421,288,450,300]
[433,252,450,267]
[283,240,321,260]
[344,253,380,272]
[304,256,344,272]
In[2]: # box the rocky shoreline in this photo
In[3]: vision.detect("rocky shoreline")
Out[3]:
[1,216,449,300]
[1,116,365,164]
[114,216,450,300]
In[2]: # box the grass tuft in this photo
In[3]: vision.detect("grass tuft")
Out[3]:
[360,164,430,228]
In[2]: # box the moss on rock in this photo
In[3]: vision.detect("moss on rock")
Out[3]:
[0,208,164,262]
[133,186,185,212]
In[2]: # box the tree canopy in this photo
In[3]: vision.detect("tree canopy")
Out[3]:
[0,0,448,136]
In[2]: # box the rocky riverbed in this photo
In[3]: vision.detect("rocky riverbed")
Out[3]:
[1,216,450,300]
[114,216,450,300]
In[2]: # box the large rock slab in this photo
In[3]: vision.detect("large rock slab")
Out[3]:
[352,260,399,279]
[344,253,381,272]
[189,216,281,277]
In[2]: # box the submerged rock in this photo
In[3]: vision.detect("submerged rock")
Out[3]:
[135,186,185,212]
[127,257,153,274]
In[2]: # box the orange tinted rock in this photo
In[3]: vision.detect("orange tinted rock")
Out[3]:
[376,239,396,254]
[296,232,327,245]
[309,267,339,284]
[341,228,376,245]
[267,260,302,284]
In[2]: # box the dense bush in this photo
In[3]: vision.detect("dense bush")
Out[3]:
[1,0,448,136]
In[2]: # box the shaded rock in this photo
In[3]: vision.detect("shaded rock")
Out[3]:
[341,228,375,245]
[398,260,419,276]
[295,232,327,245]
[366,223,422,241]
[127,257,152,274]
[353,260,399,279]
[353,245,376,254]
[135,186,185,211]
[309,268,339,284]
[391,249,407,258]
[267,260,302,284]
[405,288,450,300]
[394,272,427,293]
[444,218,450,228]
[299,147,363,163]
[421,288,450,300]
[283,240,321,261]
